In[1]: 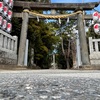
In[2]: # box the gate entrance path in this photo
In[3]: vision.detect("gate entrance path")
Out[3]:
[0,70,100,99]
[13,1,99,67]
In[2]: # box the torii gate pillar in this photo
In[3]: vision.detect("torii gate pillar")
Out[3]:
[77,12,90,66]
[18,9,29,66]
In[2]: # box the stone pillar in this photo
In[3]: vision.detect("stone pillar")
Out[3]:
[7,38,11,50]
[53,54,56,69]
[11,39,14,51]
[18,9,29,66]
[0,34,3,47]
[24,39,29,66]
[77,12,90,65]
[89,37,93,54]
[4,36,7,49]
[31,48,34,65]
[76,32,82,67]
[13,36,18,53]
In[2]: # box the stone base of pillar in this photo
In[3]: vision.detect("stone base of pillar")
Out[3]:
[76,65,100,70]
[0,50,17,65]
[0,65,28,70]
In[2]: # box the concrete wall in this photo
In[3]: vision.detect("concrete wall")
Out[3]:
[0,30,17,65]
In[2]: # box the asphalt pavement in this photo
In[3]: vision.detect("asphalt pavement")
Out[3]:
[0,70,100,100]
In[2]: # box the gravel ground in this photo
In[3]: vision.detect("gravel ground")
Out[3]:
[0,70,100,100]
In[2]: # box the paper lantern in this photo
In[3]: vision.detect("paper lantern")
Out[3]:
[98,13,100,23]
[8,0,13,8]
[3,0,9,5]
[0,2,3,12]
[3,6,8,17]
[0,16,3,26]
[2,19,7,30]
[7,10,12,20]
[94,23,100,34]
[6,22,12,33]
[93,12,99,22]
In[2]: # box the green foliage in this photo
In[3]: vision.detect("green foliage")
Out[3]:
[56,33,74,69]
[12,0,53,69]
[11,18,22,37]
[27,19,58,68]
[87,25,100,39]
[50,11,75,69]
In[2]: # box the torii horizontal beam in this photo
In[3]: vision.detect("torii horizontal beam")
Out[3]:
[15,1,96,66]
[14,1,99,10]
[13,12,93,20]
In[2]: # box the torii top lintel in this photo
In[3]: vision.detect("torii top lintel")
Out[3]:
[14,1,99,10]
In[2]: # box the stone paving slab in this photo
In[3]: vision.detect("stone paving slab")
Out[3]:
[0,70,100,100]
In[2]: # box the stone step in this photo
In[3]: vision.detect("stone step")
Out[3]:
[0,65,28,70]
[79,65,100,70]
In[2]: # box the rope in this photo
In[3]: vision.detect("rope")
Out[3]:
[23,9,83,19]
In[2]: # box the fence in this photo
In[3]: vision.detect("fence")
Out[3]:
[89,37,100,65]
[0,30,18,65]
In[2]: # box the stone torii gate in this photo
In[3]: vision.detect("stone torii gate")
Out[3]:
[13,1,99,67]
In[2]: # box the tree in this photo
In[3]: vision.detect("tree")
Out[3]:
[49,11,76,69]
[12,0,55,68]
[28,19,58,68]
